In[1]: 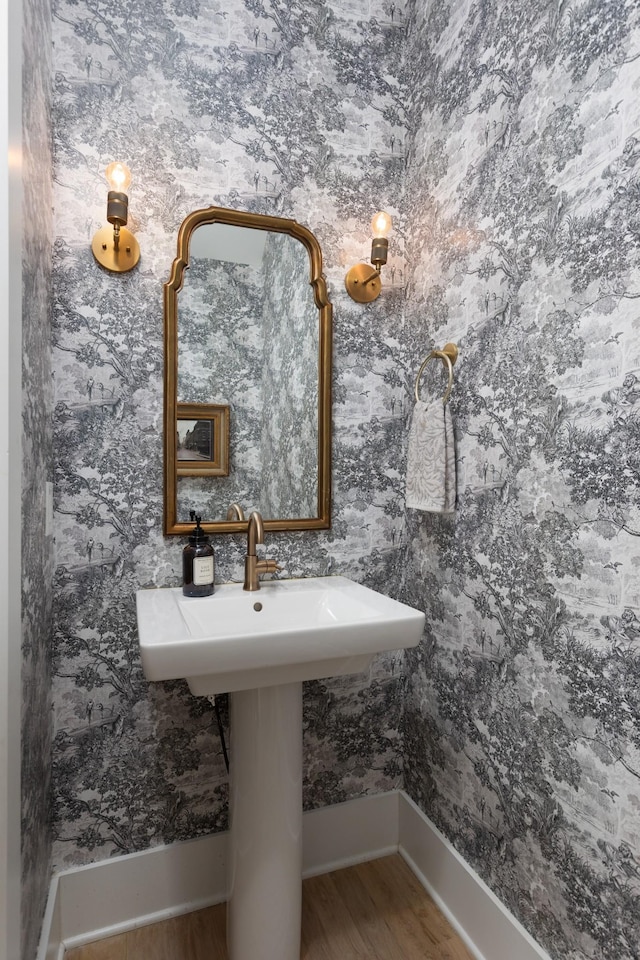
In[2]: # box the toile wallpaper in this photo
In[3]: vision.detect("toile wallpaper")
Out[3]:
[23,0,639,957]
[50,0,406,877]
[259,230,319,519]
[21,0,54,954]
[177,256,265,520]
[401,1,640,958]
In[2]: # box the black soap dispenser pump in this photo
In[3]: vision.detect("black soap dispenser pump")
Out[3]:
[183,512,215,597]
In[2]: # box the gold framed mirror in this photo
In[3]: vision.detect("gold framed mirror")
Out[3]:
[164,206,332,536]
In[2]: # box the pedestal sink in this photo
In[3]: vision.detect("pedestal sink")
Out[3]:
[136,576,424,960]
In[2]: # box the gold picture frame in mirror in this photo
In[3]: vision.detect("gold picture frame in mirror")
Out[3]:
[164,206,332,536]
[176,402,230,478]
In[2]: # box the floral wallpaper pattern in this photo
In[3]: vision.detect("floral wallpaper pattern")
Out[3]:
[50,0,406,875]
[401,1,640,958]
[21,0,54,954]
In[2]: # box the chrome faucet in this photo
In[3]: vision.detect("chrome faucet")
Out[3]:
[243,511,279,591]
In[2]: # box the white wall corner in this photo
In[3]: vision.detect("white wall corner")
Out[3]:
[36,873,62,960]
[0,1,24,959]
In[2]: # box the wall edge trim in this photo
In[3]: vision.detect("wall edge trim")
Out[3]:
[37,791,400,954]
[398,790,552,960]
[38,790,549,960]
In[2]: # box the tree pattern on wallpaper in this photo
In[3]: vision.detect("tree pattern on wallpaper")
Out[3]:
[177,256,265,519]
[259,230,320,519]
[50,0,408,871]
[402,1,640,958]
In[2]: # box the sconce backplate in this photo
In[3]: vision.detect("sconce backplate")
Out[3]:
[345,263,382,303]
[92,226,140,273]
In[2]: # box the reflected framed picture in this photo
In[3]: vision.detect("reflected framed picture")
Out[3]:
[176,403,230,477]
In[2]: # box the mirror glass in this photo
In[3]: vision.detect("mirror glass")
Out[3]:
[164,207,332,536]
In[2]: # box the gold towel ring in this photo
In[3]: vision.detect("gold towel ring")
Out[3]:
[414,342,459,405]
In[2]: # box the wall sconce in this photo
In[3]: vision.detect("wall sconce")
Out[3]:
[91,162,140,273]
[345,211,392,303]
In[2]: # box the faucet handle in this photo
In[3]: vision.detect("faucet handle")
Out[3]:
[261,559,281,576]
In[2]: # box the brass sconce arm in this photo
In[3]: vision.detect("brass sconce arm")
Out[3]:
[345,262,382,302]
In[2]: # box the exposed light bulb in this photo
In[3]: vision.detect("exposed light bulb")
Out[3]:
[345,210,393,302]
[371,210,392,238]
[105,161,132,193]
[92,160,140,271]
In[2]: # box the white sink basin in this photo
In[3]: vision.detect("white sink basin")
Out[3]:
[136,575,424,695]
[136,575,425,960]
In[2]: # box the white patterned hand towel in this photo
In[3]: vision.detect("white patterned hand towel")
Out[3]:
[406,400,456,513]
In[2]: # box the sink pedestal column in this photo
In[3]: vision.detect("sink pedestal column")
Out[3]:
[228,681,303,960]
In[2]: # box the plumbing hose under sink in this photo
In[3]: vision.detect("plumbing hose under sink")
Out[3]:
[208,694,230,773]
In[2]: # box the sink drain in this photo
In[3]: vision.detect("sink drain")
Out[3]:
[253,602,263,612]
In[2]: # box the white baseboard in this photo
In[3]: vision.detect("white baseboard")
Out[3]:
[398,792,551,960]
[38,872,62,960]
[38,790,550,960]
[302,790,399,879]
[37,791,398,956]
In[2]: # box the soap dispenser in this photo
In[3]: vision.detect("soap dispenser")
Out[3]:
[182,511,215,597]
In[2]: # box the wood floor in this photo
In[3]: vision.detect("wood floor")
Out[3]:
[65,854,475,960]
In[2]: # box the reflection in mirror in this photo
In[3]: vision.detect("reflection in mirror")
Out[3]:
[177,226,318,519]
[175,403,229,477]
[163,207,332,536]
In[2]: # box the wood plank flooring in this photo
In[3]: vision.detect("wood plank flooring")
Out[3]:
[65,854,475,960]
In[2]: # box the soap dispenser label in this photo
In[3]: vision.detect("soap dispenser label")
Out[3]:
[193,556,214,586]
